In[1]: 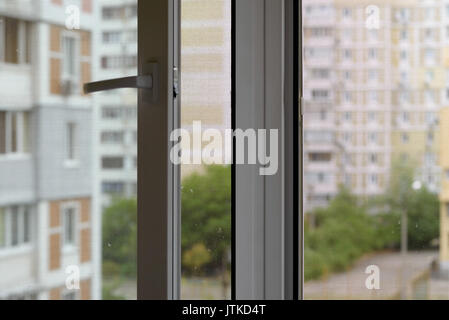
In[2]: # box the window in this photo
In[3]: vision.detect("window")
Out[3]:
[66,122,77,162]
[62,205,77,247]
[342,8,352,19]
[102,182,125,195]
[0,209,5,248]
[309,153,332,162]
[368,132,378,144]
[401,132,409,143]
[0,111,29,156]
[103,31,122,44]
[61,34,79,93]
[62,291,77,300]
[368,69,378,82]
[101,55,137,69]
[311,68,329,79]
[368,48,378,60]
[0,17,30,65]
[400,29,408,41]
[102,106,122,119]
[369,174,378,186]
[101,131,124,144]
[102,5,137,20]
[102,156,124,169]
[312,90,329,101]
[0,205,31,249]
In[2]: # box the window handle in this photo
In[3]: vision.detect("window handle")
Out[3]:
[83,62,158,102]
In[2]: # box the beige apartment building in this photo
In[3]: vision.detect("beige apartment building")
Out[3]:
[303,0,449,212]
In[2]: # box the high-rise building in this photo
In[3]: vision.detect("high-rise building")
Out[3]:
[97,0,138,206]
[303,0,449,212]
[0,0,99,299]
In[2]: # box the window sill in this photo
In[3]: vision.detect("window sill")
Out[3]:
[62,244,78,255]
[0,154,31,162]
[63,160,80,169]
[0,244,33,259]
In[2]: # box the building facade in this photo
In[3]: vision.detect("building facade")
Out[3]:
[97,0,138,206]
[0,0,99,299]
[303,0,449,212]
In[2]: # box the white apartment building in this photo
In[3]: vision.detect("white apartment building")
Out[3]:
[303,0,449,212]
[97,0,138,205]
[0,0,100,300]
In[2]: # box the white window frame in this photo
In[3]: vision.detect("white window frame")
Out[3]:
[60,31,80,94]
[64,121,79,167]
[134,0,298,300]
[60,202,79,251]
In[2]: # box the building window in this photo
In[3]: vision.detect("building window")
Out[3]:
[62,205,77,247]
[0,17,30,65]
[312,90,329,101]
[311,68,329,79]
[62,291,77,300]
[343,49,352,60]
[102,156,125,169]
[102,182,125,195]
[101,55,137,69]
[342,8,352,19]
[368,48,378,60]
[101,131,124,144]
[368,132,378,144]
[369,153,378,164]
[61,34,79,94]
[401,132,409,144]
[369,174,378,186]
[0,111,30,156]
[66,122,77,162]
[368,69,378,82]
[343,70,351,81]
[102,31,121,44]
[102,5,137,20]
[400,29,408,41]
[0,205,31,250]
[400,50,407,61]
[309,153,332,162]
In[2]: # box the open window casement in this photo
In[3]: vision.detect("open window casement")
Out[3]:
[84,0,300,300]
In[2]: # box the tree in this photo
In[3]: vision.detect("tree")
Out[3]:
[383,161,439,250]
[102,198,137,278]
[304,187,395,281]
[181,165,231,296]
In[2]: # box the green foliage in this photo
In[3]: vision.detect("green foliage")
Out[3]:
[383,161,440,250]
[304,188,399,281]
[102,198,137,278]
[183,243,212,275]
[304,162,440,282]
[181,165,231,275]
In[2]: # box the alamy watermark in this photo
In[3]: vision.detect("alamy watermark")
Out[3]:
[170,121,279,176]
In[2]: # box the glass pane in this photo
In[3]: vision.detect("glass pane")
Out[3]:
[303,0,449,300]
[0,0,137,300]
[180,0,232,300]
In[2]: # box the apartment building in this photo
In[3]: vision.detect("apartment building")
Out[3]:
[439,108,449,275]
[303,0,449,212]
[180,0,232,173]
[97,0,138,205]
[0,0,99,299]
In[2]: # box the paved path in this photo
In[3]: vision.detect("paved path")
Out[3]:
[304,251,444,300]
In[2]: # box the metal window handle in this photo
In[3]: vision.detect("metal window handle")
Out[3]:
[83,62,159,103]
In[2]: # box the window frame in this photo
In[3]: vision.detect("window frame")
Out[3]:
[136,0,300,300]
[60,202,79,250]
[60,31,80,94]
